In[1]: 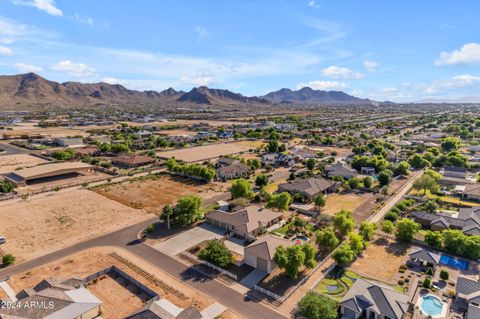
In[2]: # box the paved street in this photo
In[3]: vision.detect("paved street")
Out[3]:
[0,218,287,319]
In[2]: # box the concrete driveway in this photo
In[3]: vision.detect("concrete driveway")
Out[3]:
[153,223,226,256]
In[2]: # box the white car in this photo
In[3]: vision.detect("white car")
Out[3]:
[0,237,6,245]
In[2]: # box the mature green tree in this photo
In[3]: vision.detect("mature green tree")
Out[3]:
[359,222,377,242]
[313,194,326,210]
[424,200,439,213]
[378,170,393,186]
[395,218,420,242]
[442,229,466,255]
[413,174,439,195]
[315,227,339,252]
[363,176,373,188]
[408,154,429,169]
[332,243,356,267]
[274,245,305,279]
[463,235,480,259]
[424,230,442,247]
[332,210,355,237]
[266,192,292,211]
[381,220,395,238]
[302,243,318,269]
[230,178,253,199]
[2,254,15,266]
[160,195,202,228]
[306,158,316,171]
[349,233,365,254]
[198,240,233,268]
[441,136,460,151]
[255,174,269,188]
[297,292,338,319]
[348,178,361,189]
[266,139,280,153]
[439,270,449,281]
[395,161,411,176]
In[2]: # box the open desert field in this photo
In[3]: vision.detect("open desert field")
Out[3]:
[0,190,150,261]
[322,192,378,222]
[156,142,253,162]
[125,119,248,128]
[312,146,353,157]
[6,247,213,311]
[0,154,49,174]
[348,237,410,283]
[94,175,220,214]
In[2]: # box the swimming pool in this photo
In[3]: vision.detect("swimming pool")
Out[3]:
[440,255,469,270]
[420,294,445,317]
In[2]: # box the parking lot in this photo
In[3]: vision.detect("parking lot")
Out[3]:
[152,223,226,256]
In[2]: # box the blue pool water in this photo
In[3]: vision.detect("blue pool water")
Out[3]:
[420,295,444,316]
[440,255,469,270]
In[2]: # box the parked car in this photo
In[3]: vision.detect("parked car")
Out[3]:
[0,237,6,244]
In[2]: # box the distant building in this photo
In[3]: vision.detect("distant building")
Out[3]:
[55,137,85,148]
[125,299,202,319]
[411,207,480,236]
[216,162,250,180]
[442,166,468,179]
[325,162,357,179]
[278,177,337,201]
[112,154,156,168]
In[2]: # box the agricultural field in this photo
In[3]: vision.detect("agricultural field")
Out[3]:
[156,142,254,162]
[94,175,222,214]
[0,189,150,261]
[322,193,378,222]
[0,153,49,174]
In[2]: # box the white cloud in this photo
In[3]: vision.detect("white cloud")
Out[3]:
[297,80,346,90]
[52,60,96,77]
[194,26,210,40]
[423,74,480,93]
[0,45,13,55]
[321,65,363,80]
[363,60,379,72]
[72,14,94,26]
[0,38,14,44]
[307,1,319,8]
[14,62,43,73]
[12,0,62,16]
[435,43,480,66]
[180,73,215,86]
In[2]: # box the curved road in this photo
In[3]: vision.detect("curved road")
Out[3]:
[0,218,286,319]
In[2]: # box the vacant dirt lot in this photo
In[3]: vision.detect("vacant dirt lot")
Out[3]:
[156,142,253,162]
[87,275,146,319]
[8,247,213,310]
[0,154,49,174]
[322,192,377,222]
[0,190,150,261]
[95,175,221,214]
[348,237,410,283]
[312,146,352,157]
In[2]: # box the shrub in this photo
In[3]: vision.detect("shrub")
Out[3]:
[440,270,449,281]
[198,240,233,268]
[2,254,15,266]
[426,267,434,276]
[423,277,432,288]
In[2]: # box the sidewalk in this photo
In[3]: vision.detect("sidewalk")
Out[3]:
[0,280,18,302]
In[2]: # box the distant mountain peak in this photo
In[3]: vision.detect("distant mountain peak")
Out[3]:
[261,87,374,105]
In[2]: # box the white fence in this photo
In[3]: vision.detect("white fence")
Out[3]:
[182,252,238,280]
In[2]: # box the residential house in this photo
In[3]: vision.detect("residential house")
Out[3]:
[455,277,480,319]
[290,147,317,162]
[205,206,282,242]
[462,184,480,201]
[216,162,250,180]
[325,162,358,179]
[442,166,468,179]
[125,299,203,319]
[55,137,85,148]
[0,278,102,319]
[278,177,337,201]
[360,167,376,175]
[112,154,156,168]
[134,130,153,139]
[217,131,234,139]
[243,235,293,273]
[261,153,294,167]
[411,207,480,236]
[339,278,411,319]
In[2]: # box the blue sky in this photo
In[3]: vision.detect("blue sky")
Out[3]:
[1,0,480,101]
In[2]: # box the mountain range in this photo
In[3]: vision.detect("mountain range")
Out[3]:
[0,73,375,107]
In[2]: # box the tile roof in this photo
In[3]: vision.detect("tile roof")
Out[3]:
[408,248,441,265]
[244,235,293,261]
[340,278,411,319]
[278,177,335,197]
